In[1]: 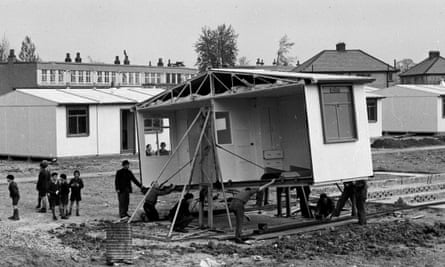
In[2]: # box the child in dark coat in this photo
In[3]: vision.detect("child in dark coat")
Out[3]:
[7,174,20,220]
[58,174,70,219]
[48,172,60,220]
[68,170,84,216]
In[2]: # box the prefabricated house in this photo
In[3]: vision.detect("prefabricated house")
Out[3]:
[365,86,385,138]
[136,69,374,187]
[376,84,445,134]
[0,87,164,158]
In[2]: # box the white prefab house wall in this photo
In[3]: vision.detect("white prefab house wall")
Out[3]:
[368,99,383,138]
[305,84,373,183]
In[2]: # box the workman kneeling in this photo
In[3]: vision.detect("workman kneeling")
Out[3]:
[229,179,276,244]
[142,182,175,222]
[168,193,195,233]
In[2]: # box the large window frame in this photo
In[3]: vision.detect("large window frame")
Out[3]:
[319,84,358,144]
[66,105,89,137]
[366,98,378,123]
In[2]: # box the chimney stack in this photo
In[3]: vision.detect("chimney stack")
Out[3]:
[65,53,72,62]
[272,59,277,65]
[7,49,16,63]
[114,56,120,64]
[336,42,346,52]
[167,59,171,67]
[148,61,152,67]
[429,51,440,59]
[75,52,82,63]
[123,50,130,65]
[256,58,260,66]
[157,58,164,67]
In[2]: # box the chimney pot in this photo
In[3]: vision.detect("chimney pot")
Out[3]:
[65,53,72,62]
[336,42,346,52]
[75,52,82,63]
[167,59,171,67]
[114,56,120,65]
[148,61,152,67]
[157,58,164,67]
[429,51,440,59]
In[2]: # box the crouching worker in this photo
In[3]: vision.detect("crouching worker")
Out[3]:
[168,193,194,233]
[142,182,175,221]
[230,179,276,244]
[7,175,20,220]
[314,193,334,220]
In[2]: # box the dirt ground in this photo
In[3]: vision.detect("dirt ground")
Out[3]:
[1,149,445,266]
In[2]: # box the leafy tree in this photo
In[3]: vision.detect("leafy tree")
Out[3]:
[195,24,238,72]
[18,36,40,62]
[0,35,9,62]
[277,34,295,66]
[238,56,250,66]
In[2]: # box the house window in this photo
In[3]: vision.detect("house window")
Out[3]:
[111,72,116,84]
[144,72,150,84]
[50,70,56,83]
[85,71,91,83]
[366,98,378,122]
[104,71,110,83]
[144,117,171,156]
[58,70,64,82]
[97,71,103,83]
[67,106,89,137]
[71,71,77,83]
[215,112,232,144]
[156,73,161,84]
[388,72,393,82]
[122,72,127,84]
[78,71,84,83]
[41,69,47,82]
[320,85,357,143]
[166,73,171,84]
[171,73,177,84]
[129,72,134,84]
[135,72,140,84]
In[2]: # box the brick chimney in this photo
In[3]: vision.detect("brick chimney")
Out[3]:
[429,51,440,59]
[114,56,120,64]
[7,49,16,63]
[75,52,82,63]
[157,58,164,67]
[65,53,72,62]
[336,42,346,52]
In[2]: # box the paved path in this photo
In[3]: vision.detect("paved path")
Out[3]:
[372,145,445,154]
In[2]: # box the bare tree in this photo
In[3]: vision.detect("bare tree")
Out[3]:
[277,34,295,66]
[0,35,10,62]
[238,56,250,66]
[397,58,416,73]
[19,36,40,62]
[195,24,238,72]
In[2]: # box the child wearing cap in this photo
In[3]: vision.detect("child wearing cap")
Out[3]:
[58,174,70,219]
[48,172,60,220]
[7,174,20,220]
[68,170,84,216]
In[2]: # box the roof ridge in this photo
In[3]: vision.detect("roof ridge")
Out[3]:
[356,49,397,71]
[292,50,325,72]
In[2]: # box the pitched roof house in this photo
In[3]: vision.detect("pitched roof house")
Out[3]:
[292,43,398,88]
[399,51,445,84]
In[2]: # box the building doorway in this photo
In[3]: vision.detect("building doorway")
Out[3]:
[121,109,136,154]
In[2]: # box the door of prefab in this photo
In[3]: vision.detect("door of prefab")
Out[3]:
[120,109,136,154]
[213,100,261,181]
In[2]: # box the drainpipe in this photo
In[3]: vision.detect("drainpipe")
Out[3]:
[96,105,99,156]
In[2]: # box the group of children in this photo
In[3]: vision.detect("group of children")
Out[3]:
[5,166,84,221]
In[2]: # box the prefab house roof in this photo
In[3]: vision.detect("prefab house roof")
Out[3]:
[365,86,385,99]
[375,84,445,97]
[137,68,374,110]
[15,87,164,105]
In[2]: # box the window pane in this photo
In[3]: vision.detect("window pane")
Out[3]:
[78,116,87,133]
[215,112,232,144]
[68,117,77,134]
[68,109,87,116]
[337,104,355,139]
[323,105,339,140]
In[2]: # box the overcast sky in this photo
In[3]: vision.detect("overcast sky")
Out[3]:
[1,0,444,67]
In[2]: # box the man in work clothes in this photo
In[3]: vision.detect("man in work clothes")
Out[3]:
[36,160,51,213]
[142,182,175,221]
[332,180,368,225]
[230,179,276,243]
[115,160,143,218]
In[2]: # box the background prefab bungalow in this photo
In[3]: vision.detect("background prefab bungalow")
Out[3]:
[376,84,445,134]
[0,87,163,158]
[136,69,374,187]
[365,86,385,138]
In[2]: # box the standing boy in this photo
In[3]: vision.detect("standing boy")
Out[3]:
[115,160,143,218]
[68,170,84,216]
[58,174,70,219]
[36,160,50,212]
[230,179,276,243]
[7,175,20,220]
[48,172,60,220]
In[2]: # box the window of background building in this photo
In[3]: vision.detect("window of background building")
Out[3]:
[97,71,103,83]
[71,71,77,83]
[135,72,140,84]
[388,72,393,82]
[86,71,91,83]
[67,106,89,137]
[166,73,171,84]
[320,85,357,143]
[366,98,378,122]
[58,70,64,83]
[122,72,127,84]
[156,73,161,84]
[78,71,84,83]
[111,72,116,84]
[129,72,134,84]
[41,69,48,82]
[50,70,56,83]
[104,72,110,83]
[442,97,445,118]
[171,73,177,84]
[144,72,150,84]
